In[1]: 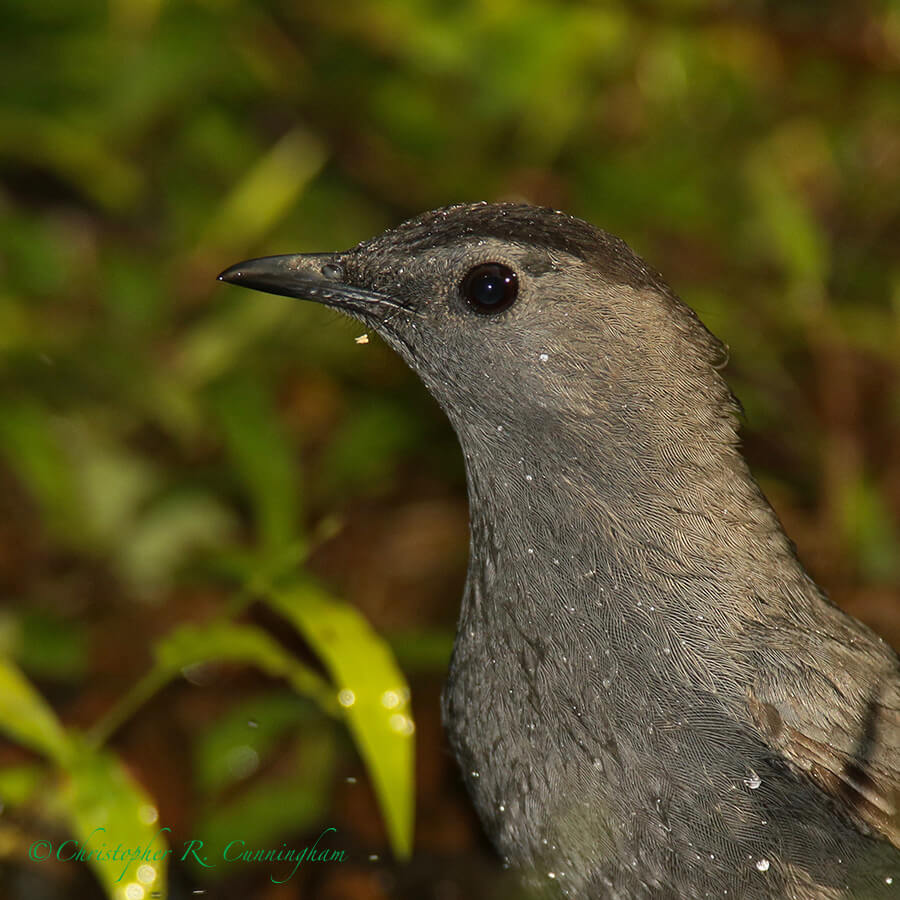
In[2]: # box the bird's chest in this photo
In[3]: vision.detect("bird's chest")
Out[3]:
[442,628,579,870]
[440,567,629,881]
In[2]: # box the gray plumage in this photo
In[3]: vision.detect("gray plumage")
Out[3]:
[220,202,900,899]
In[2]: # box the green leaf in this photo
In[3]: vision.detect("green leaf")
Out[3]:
[387,628,455,671]
[210,375,302,558]
[65,425,159,548]
[0,656,70,763]
[839,476,900,582]
[0,663,169,899]
[264,580,415,859]
[154,621,337,716]
[0,401,80,543]
[322,398,422,497]
[61,745,168,900]
[0,761,46,809]
[117,493,237,595]
[17,610,88,680]
[199,126,325,253]
[193,693,318,795]
[0,110,143,213]
[745,132,828,296]
[193,729,337,873]
[172,293,291,388]
[87,620,338,754]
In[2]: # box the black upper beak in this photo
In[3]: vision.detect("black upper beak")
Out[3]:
[217,253,390,319]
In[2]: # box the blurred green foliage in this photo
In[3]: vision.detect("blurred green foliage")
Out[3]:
[1,1,899,898]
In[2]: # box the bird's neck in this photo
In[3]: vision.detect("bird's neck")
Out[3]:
[454,415,817,679]
[444,419,818,862]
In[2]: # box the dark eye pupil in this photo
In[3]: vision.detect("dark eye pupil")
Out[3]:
[472,274,503,304]
[460,263,518,314]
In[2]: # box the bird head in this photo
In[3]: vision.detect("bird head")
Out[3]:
[219,202,734,458]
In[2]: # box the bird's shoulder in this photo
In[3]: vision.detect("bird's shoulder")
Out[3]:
[748,608,900,850]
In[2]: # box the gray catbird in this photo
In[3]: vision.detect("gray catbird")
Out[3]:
[219,203,899,899]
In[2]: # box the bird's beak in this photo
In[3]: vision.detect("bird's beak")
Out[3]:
[217,253,390,320]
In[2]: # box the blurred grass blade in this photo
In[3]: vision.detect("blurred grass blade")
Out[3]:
[194,694,318,795]
[88,619,338,754]
[109,0,164,33]
[0,761,46,809]
[0,656,70,763]
[210,376,302,559]
[194,729,337,865]
[64,424,159,548]
[0,401,80,544]
[264,580,415,859]
[745,131,828,303]
[154,621,337,715]
[0,111,143,213]
[0,660,169,899]
[61,745,168,900]
[387,628,455,671]
[839,475,900,582]
[171,293,290,390]
[199,126,325,253]
[116,493,236,596]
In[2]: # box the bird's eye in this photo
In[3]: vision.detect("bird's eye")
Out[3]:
[460,263,518,314]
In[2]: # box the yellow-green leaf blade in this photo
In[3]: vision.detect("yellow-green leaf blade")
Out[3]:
[0,761,46,809]
[265,581,415,859]
[198,126,325,254]
[61,746,168,900]
[153,621,337,716]
[0,656,70,763]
